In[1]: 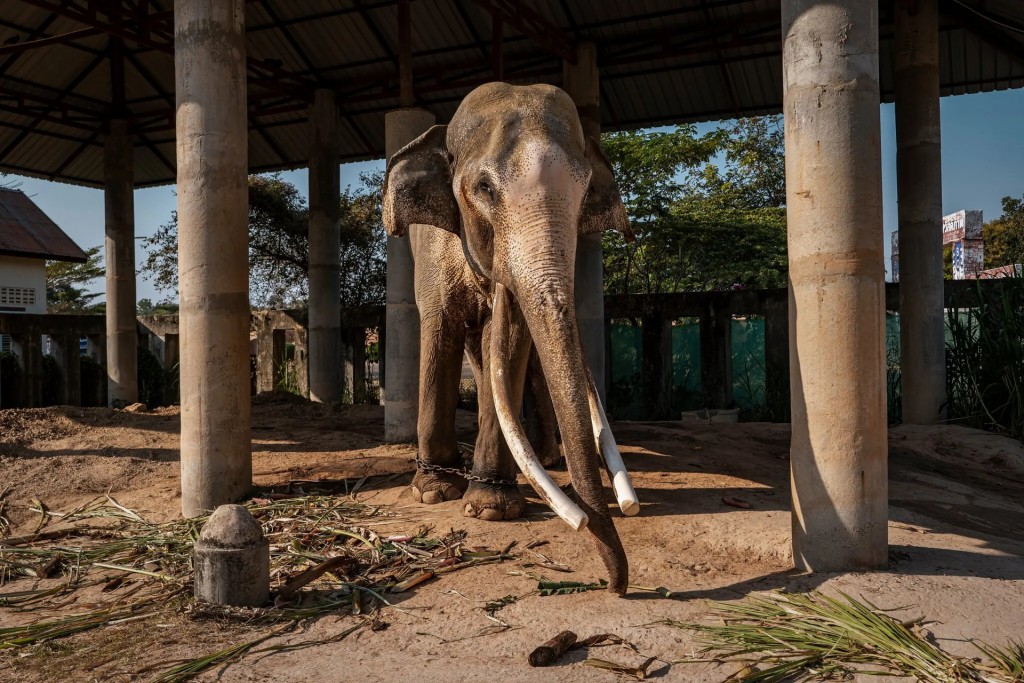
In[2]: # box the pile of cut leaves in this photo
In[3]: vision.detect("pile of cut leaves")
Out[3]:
[0,481,515,682]
[668,591,1024,682]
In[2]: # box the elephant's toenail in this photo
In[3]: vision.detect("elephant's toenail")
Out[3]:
[478,508,503,521]
[422,491,443,505]
[410,485,422,502]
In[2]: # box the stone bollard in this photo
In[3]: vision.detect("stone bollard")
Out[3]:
[193,504,270,607]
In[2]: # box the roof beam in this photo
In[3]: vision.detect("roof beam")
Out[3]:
[941,0,1024,66]
[0,27,104,56]
[467,0,576,63]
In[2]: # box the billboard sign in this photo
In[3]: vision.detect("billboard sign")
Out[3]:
[942,209,983,244]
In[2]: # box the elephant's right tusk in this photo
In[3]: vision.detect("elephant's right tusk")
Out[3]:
[490,283,589,532]
[585,374,640,517]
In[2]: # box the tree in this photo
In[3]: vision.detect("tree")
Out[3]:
[984,194,1024,269]
[601,116,788,295]
[698,116,786,210]
[137,298,179,315]
[600,125,724,295]
[46,245,104,312]
[141,172,387,310]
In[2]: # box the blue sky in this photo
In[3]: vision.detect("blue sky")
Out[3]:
[8,88,1024,303]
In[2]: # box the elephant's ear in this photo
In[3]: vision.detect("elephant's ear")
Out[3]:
[579,137,634,242]
[382,125,459,237]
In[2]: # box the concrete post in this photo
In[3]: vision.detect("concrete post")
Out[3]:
[699,303,733,409]
[641,314,672,418]
[563,42,606,402]
[352,327,367,403]
[193,504,269,607]
[175,0,252,517]
[51,333,81,406]
[307,89,343,403]
[104,118,137,406]
[763,293,790,418]
[783,0,888,571]
[895,0,945,424]
[384,108,435,442]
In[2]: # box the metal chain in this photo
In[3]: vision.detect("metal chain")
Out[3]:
[415,458,518,487]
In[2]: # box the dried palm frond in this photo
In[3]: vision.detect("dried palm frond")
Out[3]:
[664,591,1024,683]
[0,482,516,681]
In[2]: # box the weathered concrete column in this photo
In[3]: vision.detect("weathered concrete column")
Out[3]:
[104,118,138,406]
[563,42,606,402]
[307,89,343,403]
[896,0,945,424]
[384,108,435,442]
[175,0,252,517]
[783,0,888,570]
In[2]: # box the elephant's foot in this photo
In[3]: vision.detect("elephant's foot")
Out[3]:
[539,446,563,469]
[462,481,526,521]
[410,470,465,505]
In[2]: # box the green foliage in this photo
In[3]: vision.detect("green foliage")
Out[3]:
[945,275,1024,440]
[46,246,104,313]
[601,117,788,295]
[983,194,1024,269]
[142,172,386,310]
[137,299,179,315]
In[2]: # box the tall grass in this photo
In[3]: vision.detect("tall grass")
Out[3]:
[945,275,1024,440]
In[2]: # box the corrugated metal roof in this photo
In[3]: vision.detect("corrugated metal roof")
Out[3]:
[0,188,88,262]
[0,0,1022,188]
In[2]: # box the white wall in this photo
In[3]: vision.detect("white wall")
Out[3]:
[0,255,47,314]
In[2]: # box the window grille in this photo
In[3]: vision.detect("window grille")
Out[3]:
[0,287,36,306]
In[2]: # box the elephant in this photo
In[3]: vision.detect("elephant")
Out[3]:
[382,82,638,594]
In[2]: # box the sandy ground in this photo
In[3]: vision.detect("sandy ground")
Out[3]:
[1,395,1023,682]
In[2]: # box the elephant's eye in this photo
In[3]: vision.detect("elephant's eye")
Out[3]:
[476,178,494,201]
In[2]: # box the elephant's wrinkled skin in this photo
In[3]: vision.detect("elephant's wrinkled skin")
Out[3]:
[382,82,633,593]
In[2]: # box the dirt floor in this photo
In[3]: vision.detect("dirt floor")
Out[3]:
[2,395,1024,682]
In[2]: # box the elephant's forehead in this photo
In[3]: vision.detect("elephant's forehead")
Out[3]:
[448,83,585,162]
[501,136,591,195]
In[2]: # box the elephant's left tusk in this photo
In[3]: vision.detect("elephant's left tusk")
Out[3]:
[585,375,640,517]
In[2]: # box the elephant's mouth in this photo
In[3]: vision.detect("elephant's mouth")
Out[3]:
[491,282,639,525]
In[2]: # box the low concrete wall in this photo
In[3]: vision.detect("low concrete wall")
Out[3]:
[0,280,1004,411]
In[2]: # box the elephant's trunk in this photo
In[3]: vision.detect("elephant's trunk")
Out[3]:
[498,229,628,594]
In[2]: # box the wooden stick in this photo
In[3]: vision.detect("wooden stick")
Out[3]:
[529,630,578,666]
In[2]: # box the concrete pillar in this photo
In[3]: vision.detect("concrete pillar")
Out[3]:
[763,293,790,419]
[384,107,434,442]
[164,333,179,369]
[307,89,343,403]
[641,314,672,418]
[175,0,252,517]
[563,42,606,402]
[104,118,138,406]
[51,333,81,406]
[352,327,367,403]
[699,303,733,409]
[895,0,945,424]
[783,0,888,571]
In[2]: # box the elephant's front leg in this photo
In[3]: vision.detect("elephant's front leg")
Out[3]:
[411,310,468,505]
[463,313,532,521]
